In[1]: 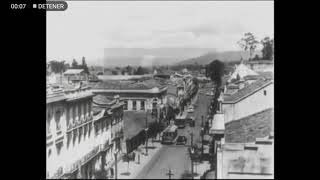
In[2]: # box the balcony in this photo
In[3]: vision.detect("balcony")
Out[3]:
[81,146,100,165]
[100,140,111,152]
[51,166,63,179]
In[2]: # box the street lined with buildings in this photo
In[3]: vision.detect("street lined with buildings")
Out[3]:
[47,57,274,179]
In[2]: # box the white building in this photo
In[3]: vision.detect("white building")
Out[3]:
[221,79,274,124]
[91,79,168,119]
[64,69,88,83]
[46,84,124,179]
[245,60,274,73]
[228,63,258,83]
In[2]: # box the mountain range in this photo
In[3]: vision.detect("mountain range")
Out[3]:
[100,48,262,67]
[176,51,262,65]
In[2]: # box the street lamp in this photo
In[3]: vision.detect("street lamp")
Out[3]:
[145,128,149,156]
[145,110,149,156]
[201,127,204,156]
[114,150,119,179]
[188,147,195,180]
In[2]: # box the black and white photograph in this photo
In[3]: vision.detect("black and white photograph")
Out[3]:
[46,1,274,179]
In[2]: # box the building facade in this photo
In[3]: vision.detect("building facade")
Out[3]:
[46,84,125,179]
[91,81,168,118]
[221,79,274,124]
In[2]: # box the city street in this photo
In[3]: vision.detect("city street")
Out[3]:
[135,90,212,179]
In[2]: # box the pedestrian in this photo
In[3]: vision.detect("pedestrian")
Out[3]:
[138,154,140,164]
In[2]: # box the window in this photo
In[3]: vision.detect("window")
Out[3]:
[123,100,128,110]
[102,121,106,132]
[88,123,92,137]
[95,123,99,136]
[89,101,92,115]
[69,107,73,125]
[84,124,87,140]
[67,132,72,149]
[56,143,63,156]
[73,104,77,121]
[153,99,157,109]
[141,101,145,110]
[132,101,137,110]
[264,90,267,96]
[73,129,77,146]
[84,101,87,116]
[78,103,82,120]
[78,127,82,144]
[46,118,51,136]
[55,110,61,131]
[48,149,52,159]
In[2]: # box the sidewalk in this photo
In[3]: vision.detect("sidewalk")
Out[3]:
[114,141,163,179]
[193,160,211,179]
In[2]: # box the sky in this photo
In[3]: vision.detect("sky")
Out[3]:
[47,1,274,65]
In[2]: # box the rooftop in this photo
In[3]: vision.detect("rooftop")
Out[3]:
[47,83,94,103]
[257,71,274,80]
[63,69,84,75]
[223,79,273,103]
[225,108,274,143]
[93,94,115,105]
[210,113,225,134]
[229,63,259,82]
[245,60,274,64]
[91,79,166,90]
[220,139,274,179]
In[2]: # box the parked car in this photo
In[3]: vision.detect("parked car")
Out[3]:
[187,107,194,113]
[176,136,187,145]
[189,117,195,127]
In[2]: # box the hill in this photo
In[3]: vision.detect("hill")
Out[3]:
[177,51,262,65]
[103,48,216,67]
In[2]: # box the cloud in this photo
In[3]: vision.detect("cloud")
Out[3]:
[47,1,273,61]
[184,24,220,37]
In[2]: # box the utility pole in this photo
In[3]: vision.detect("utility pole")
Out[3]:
[201,128,204,156]
[114,152,118,179]
[145,110,149,156]
[190,131,194,147]
[189,147,194,180]
[166,168,174,179]
[201,115,204,128]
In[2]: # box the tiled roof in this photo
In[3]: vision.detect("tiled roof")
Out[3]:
[223,79,273,103]
[244,75,263,80]
[92,79,165,90]
[225,108,274,143]
[47,95,67,104]
[257,72,274,80]
[93,94,115,105]
[246,60,274,64]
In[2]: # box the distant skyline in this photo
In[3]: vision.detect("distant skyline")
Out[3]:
[47,1,274,65]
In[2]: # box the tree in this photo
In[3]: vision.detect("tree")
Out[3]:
[126,65,133,75]
[71,59,78,69]
[205,60,225,88]
[81,57,90,74]
[252,54,260,61]
[135,66,145,75]
[49,60,67,74]
[261,37,274,60]
[237,32,259,61]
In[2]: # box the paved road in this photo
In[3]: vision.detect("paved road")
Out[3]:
[135,91,211,179]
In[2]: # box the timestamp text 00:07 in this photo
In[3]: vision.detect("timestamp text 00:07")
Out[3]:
[11,4,26,9]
